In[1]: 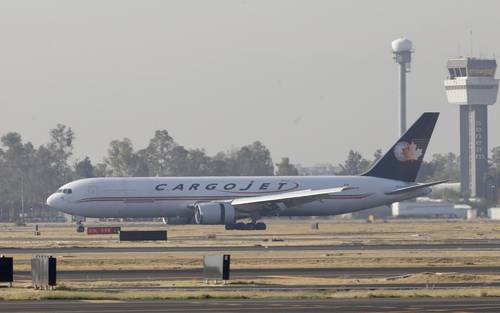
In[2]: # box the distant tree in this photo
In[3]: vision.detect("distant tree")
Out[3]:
[1,133,34,177]
[416,160,434,182]
[233,141,274,176]
[275,157,299,176]
[488,146,500,203]
[32,145,61,203]
[0,133,33,211]
[491,146,500,170]
[94,163,109,177]
[372,149,382,163]
[105,138,142,176]
[418,153,459,182]
[145,130,176,176]
[337,150,371,175]
[433,153,459,181]
[1,132,24,154]
[186,149,213,176]
[209,152,232,176]
[0,131,64,220]
[168,145,190,176]
[134,149,151,177]
[47,124,74,179]
[74,157,95,178]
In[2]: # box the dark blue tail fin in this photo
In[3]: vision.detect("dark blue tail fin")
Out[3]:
[362,112,439,182]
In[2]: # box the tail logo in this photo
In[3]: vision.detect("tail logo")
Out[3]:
[394,141,423,162]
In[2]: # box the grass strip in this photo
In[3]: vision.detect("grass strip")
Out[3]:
[1,287,500,301]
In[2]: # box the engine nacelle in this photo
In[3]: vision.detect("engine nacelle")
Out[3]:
[194,202,236,225]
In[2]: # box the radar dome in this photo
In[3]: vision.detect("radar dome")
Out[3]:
[391,38,412,52]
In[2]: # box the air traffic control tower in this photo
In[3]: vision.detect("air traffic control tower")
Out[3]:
[445,58,499,198]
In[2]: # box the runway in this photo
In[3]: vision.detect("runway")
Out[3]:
[4,242,500,254]
[13,266,500,281]
[1,298,499,312]
[85,282,500,291]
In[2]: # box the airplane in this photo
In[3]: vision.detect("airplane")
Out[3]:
[46,112,444,230]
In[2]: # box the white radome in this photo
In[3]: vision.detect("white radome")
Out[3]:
[391,38,412,52]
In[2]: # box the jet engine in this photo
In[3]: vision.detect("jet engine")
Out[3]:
[194,202,236,225]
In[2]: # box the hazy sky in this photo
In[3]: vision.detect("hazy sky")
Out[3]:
[1,0,499,166]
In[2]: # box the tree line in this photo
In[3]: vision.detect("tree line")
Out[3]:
[1,124,499,220]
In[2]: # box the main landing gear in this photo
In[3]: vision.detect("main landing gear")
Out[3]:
[225,222,266,231]
[76,220,85,233]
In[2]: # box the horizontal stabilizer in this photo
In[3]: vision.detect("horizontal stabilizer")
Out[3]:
[384,180,448,195]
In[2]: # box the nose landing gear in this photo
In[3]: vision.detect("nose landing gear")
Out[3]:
[76,220,85,233]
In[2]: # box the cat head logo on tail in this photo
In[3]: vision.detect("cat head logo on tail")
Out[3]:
[394,141,423,162]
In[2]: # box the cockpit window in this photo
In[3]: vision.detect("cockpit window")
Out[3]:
[55,188,72,194]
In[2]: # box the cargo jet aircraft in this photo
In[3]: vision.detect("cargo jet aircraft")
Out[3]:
[47,112,443,230]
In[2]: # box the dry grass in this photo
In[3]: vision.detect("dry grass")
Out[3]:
[2,219,500,249]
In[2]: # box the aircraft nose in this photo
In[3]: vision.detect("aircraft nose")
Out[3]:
[46,194,64,209]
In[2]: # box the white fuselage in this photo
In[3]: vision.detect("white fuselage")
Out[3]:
[46,176,430,219]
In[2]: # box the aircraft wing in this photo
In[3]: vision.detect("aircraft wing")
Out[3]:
[231,185,354,211]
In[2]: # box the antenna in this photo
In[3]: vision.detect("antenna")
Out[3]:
[469,30,473,57]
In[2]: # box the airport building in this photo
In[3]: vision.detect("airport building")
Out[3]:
[488,207,500,220]
[391,198,468,219]
[444,58,499,198]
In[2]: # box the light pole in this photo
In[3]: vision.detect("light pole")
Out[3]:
[391,38,413,136]
[20,174,24,223]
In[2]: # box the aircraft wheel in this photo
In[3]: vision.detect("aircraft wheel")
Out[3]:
[76,224,85,233]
